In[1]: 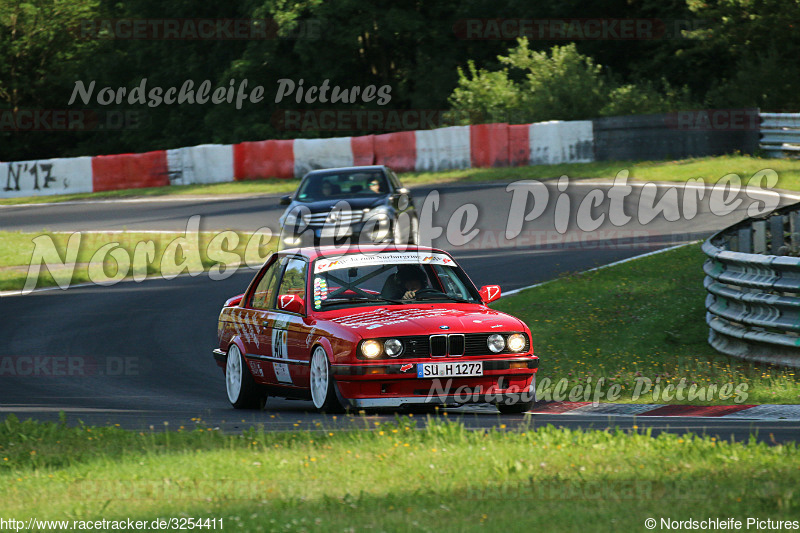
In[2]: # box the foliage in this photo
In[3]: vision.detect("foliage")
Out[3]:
[448,40,697,123]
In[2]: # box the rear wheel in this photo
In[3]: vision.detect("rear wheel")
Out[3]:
[309,346,344,413]
[226,344,265,409]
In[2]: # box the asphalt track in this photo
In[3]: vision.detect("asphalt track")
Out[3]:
[2,179,798,442]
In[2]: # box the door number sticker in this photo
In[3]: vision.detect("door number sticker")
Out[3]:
[272,328,292,384]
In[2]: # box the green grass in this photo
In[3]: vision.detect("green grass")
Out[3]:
[1,415,798,531]
[0,230,276,292]
[492,244,800,405]
[2,155,798,206]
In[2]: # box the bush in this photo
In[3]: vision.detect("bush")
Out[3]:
[448,39,697,123]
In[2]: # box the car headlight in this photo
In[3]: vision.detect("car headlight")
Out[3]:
[384,339,403,357]
[507,333,526,352]
[284,212,298,226]
[361,340,382,359]
[487,334,505,353]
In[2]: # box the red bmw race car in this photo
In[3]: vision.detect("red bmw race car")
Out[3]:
[213,246,538,413]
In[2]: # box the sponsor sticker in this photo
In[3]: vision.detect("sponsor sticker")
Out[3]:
[314,252,453,273]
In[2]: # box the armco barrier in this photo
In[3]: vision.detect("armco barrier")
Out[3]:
[760,112,800,158]
[91,150,169,192]
[233,140,294,180]
[1,156,93,198]
[703,201,800,367]
[594,110,760,161]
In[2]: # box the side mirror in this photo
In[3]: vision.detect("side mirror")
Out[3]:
[279,195,292,205]
[225,294,244,307]
[277,294,305,314]
[479,285,501,304]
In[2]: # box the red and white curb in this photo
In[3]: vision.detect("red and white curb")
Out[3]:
[528,402,800,420]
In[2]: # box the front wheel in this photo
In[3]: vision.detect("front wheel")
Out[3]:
[496,380,536,414]
[309,346,344,413]
[226,344,266,409]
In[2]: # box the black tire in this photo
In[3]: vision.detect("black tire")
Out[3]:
[496,379,537,414]
[496,398,536,414]
[225,344,266,409]
[309,346,344,413]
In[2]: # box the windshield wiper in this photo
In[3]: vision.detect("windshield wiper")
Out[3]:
[319,296,404,307]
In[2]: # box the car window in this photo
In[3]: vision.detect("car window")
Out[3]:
[296,171,387,201]
[250,258,282,310]
[276,258,307,302]
[311,252,480,310]
[388,169,403,189]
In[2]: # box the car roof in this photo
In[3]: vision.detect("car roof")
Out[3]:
[279,245,448,261]
[303,165,388,176]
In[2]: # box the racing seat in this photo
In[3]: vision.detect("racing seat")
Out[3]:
[380,274,403,299]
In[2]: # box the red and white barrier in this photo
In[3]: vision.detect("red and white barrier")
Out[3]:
[530,120,594,165]
[415,126,470,172]
[2,120,598,197]
[167,144,233,185]
[293,137,356,177]
[233,140,294,180]
[91,150,169,192]
[0,157,94,198]
[373,131,417,172]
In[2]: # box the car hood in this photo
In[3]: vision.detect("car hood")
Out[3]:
[320,303,527,337]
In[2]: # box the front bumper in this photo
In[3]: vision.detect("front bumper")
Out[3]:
[332,357,537,408]
[339,378,536,408]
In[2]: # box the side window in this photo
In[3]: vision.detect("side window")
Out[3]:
[276,258,307,303]
[388,170,403,189]
[250,259,282,310]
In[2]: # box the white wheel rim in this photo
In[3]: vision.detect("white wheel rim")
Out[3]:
[310,347,329,409]
[226,345,243,404]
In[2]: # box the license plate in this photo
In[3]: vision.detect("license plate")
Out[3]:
[417,362,483,378]
[318,226,352,238]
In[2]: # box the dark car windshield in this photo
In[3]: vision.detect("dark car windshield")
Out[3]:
[311,252,481,310]
[296,170,389,202]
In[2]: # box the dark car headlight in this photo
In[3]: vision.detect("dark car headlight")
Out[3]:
[487,334,505,353]
[384,339,403,357]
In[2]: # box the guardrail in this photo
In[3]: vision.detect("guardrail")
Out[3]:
[703,201,800,367]
[760,112,800,158]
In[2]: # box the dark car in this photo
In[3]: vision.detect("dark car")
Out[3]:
[278,166,418,249]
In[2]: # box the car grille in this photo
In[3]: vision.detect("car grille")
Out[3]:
[381,333,528,358]
[304,210,364,227]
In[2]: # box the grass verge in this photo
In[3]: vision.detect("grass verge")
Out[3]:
[492,244,800,404]
[1,415,798,531]
[1,154,797,206]
[0,230,275,292]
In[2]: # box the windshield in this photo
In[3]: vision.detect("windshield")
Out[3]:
[311,252,480,310]
[296,170,388,202]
